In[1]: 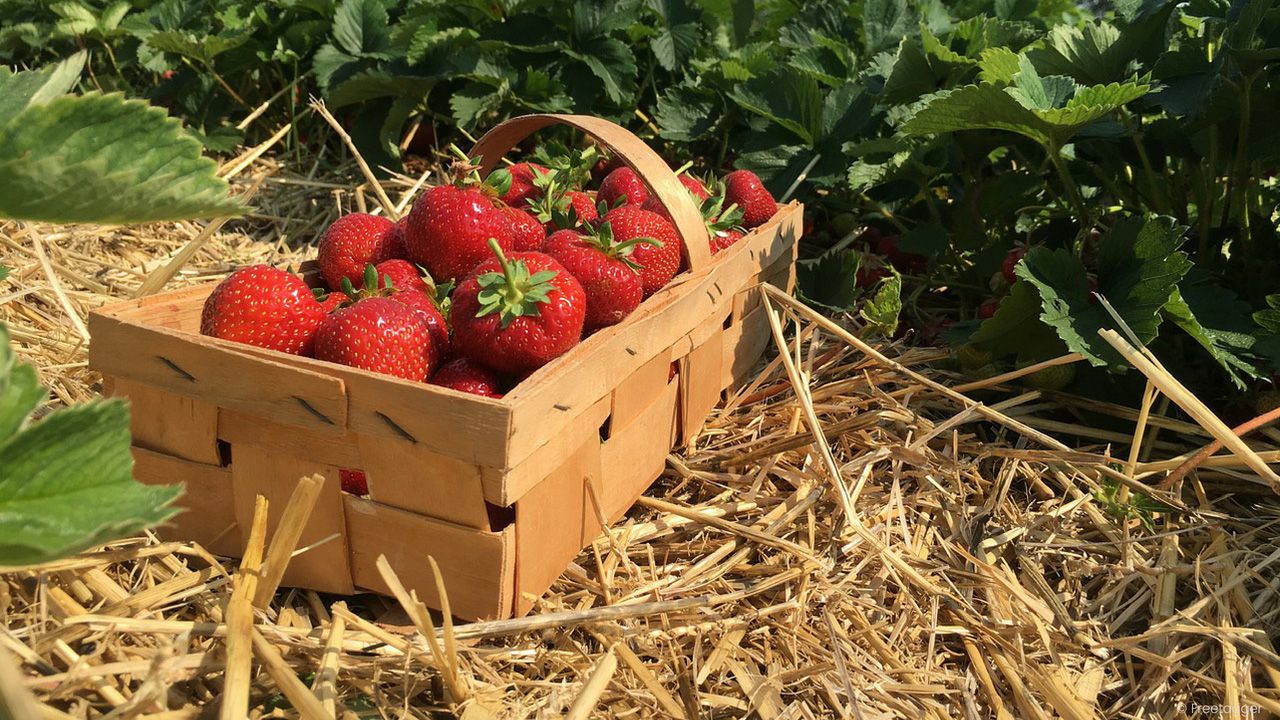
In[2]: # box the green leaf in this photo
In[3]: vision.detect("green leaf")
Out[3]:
[656,84,719,141]
[0,92,245,224]
[903,72,1149,148]
[970,281,1066,360]
[979,47,1022,84]
[564,39,637,104]
[0,51,85,128]
[863,0,913,55]
[333,0,392,58]
[1164,279,1265,388]
[0,325,180,566]
[1006,55,1076,110]
[729,68,823,145]
[797,249,860,312]
[1016,215,1191,367]
[861,272,903,336]
[0,398,181,566]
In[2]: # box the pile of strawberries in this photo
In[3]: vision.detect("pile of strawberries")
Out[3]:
[200,152,779,402]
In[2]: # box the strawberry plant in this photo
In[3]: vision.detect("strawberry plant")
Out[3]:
[0,53,238,565]
[0,324,180,565]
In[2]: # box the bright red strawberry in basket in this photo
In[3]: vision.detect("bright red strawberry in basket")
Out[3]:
[315,296,436,381]
[317,213,404,290]
[543,226,650,332]
[429,357,504,398]
[506,206,547,251]
[723,170,777,228]
[598,166,649,208]
[201,265,329,356]
[498,162,548,208]
[599,205,682,297]
[452,240,586,375]
[374,259,431,295]
[339,469,368,496]
[404,184,517,283]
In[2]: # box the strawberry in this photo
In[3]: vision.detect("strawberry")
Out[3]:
[340,264,450,367]
[506,206,547,251]
[727,169,773,226]
[599,205,682,297]
[565,191,599,226]
[598,166,650,208]
[429,357,504,398]
[1001,247,1028,285]
[374,259,430,295]
[978,297,1001,319]
[640,174,712,219]
[317,213,404,291]
[315,296,436,381]
[711,229,745,254]
[875,234,926,274]
[497,162,548,208]
[543,226,650,332]
[404,167,518,283]
[388,289,450,366]
[201,265,328,356]
[723,170,777,228]
[339,469,368,496]
[452,240,586,375]
[316,289,350,313]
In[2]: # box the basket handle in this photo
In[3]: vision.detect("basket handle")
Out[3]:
[470,114,712,272]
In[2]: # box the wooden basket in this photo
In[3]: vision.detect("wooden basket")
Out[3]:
[87,114,801,620]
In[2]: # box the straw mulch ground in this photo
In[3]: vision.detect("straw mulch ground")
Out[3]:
[2,148,1279,720]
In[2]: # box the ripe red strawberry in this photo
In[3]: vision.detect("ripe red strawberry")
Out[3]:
[565,191,599,226]
[640,175,712,219]
[429,357,504,398]
[499,162,548,207]
[711,229,744,254]
[317,213,404,291]
[404,184,517,283]
[339,469,368,496]
[374,259,430,295]
[978,297,1000,319]
[201,265,328,356]
[600,205,682,297]
[389,289,450,366]
[340,263,449,366]
[543,226,649,332]
[598,166,650,208]
[316,290,350,313]
[452,240,586,374]
[506,206,547,251]
[315,297,436,381]
[1002,247,1028,284]
[723,170,777,228]
[876,234,926,274]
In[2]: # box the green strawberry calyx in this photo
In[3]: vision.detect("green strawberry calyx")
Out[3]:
[582,221,662,273]
[476,238,560,328]
[336,264,452,317]
[526,168,583,229]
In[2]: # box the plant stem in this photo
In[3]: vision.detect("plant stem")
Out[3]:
[1047,142,1091,245]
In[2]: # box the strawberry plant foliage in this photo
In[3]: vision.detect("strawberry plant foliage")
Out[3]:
[0,53,243,224]
[0,325,180,566]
